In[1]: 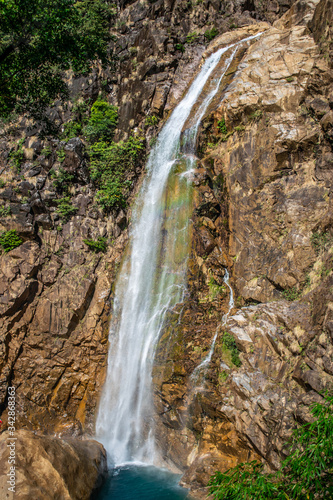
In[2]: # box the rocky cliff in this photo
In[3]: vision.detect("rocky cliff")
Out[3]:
[0,0,332,498]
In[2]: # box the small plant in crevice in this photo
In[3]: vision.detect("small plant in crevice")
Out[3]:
[204,27,218,41]
[55,197,77,221]
[0,205,11,217]
[50,167,74,193]
[218,370,228,385]
[0,179,5,188]
[83,237,108,253]
[221,331,241,367]
[186,31,199,44]
[9,138,25,172]
[0,229,23,253]
[217,118,227,134]
[282,286,302,301]
[175,43,185,52]
[249,109,263,122]
[311,230,332,255]
[145,115,159,127]
[57,148,66,163]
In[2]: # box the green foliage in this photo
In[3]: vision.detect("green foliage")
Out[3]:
[88,136,145,211]
[41,146,52,158]
[83,236,107,253]
[186,31,199,44]
[84,99,118,143]
[0,229,22,253]
[282,287,302,301]
[218,370,228,384]
[0,178,5,188]
[208,277,225,300]
[56,148,66,163]
[145,115,159,127]
[9,138,25,171]
[209,393,333,500]
[56,196,77,221]
[217,118,227,134]
[175,43,185,52]
[222,331,241,367]
[249,109,263,121]
[0,205,11,217]
[205,28,218,41]
[50,167,74,193]
[61,120,82,140]
[311,231,332,255]
[0,0,115,119]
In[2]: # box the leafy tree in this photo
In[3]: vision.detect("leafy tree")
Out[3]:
[208,393,333,500]
[0,0,115,119]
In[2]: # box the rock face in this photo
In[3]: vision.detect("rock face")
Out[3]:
[0,430,107,500]
[151,0,333,497]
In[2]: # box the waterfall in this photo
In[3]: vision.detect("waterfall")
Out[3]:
[191,268,235,383]
[96,33,261,467]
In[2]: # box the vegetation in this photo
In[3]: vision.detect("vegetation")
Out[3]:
[311,231,332,255]
[222,331,241,367]
[0,0,115,119]
[0,229,22,253]
[249,109,263,121]
[83,237,107,253]
[0,179,5,188]
[9,138,25,171]
[89,136,145,211]
[205,28,218,41]
[217,118,227,134]
[55,196,77,221]
[282,286,302,301]
[84,99,118,143]
[145,115,159,127]
[0,205,11,217]
[186,31,199,44]
[209,393,333,500]
[50,167,74,193]
[175,43,185,52]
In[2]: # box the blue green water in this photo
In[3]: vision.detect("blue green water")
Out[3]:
[95,464,191,500]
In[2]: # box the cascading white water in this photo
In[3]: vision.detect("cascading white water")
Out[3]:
[96,33,261,467]
[191,268,234,382]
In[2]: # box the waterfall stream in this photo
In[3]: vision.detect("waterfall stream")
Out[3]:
[96,33,261,467]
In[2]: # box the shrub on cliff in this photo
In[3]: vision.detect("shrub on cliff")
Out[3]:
[84,100,118,143]
[88,136,145,211]
[208,393,333,500]
[0,229,22,253]
[0,0,115,119]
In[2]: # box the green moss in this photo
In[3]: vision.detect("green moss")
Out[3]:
[0,229,22,253]
[175,43,185,52]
